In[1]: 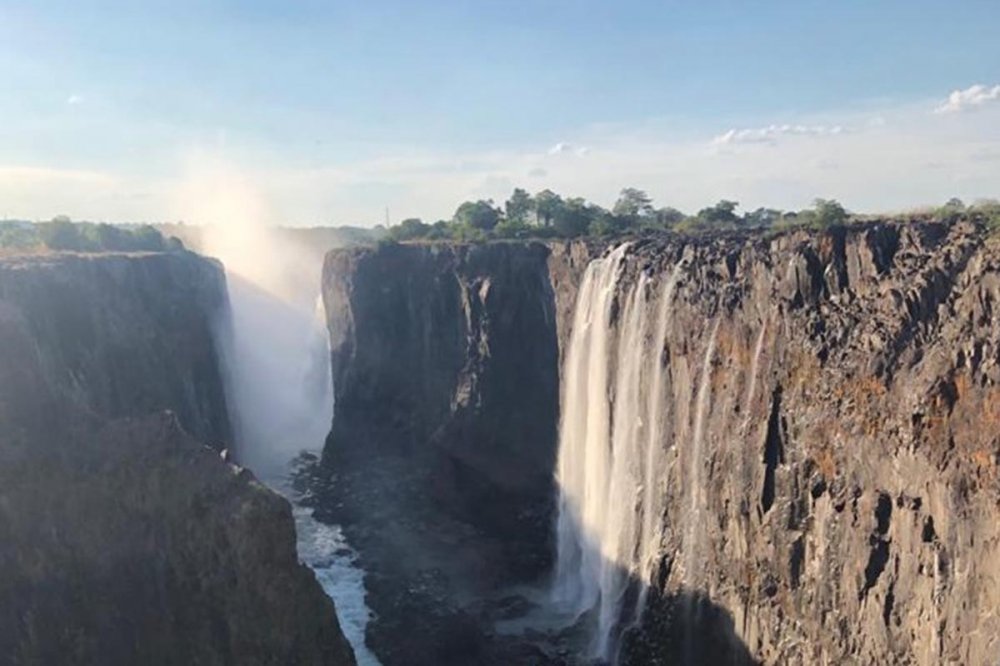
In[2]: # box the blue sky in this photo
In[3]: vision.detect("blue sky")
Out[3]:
[2,0,999,224]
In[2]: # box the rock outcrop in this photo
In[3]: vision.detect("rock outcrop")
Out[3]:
[0,253,230,446]
[321,242,559,665]
[321,220,1000,665]
[551,220,1000,665]
[0,252,355,666]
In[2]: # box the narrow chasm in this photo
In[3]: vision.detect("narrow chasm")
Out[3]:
[761,386,785,515]
[860,493,893,601]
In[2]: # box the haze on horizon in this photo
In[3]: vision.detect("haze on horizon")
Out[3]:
[1,0,999,226]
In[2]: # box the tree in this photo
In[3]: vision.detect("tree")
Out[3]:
[454,200,501,231]
[505,188,534,225]
[588,208,624,236]
[0,221,40,250]
[90,223,132,251]
[533,189,563,227]
[612,188,654,223]
[697,200,740,226]
[654,207,686,228]
[971,199,1000,231]
[553,197,594,237]
[743,207,783,227]
[132,225,167,251]
[39,217,85,251]
[389,218,430,241]
[812,198,849,227]
[494,216,532,239]
[426,220,452,240]
[944,197,965,211]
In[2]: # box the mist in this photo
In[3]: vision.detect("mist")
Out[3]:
[175,156,334,475]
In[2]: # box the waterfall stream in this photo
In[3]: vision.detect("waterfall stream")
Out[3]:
[551,244,690,661]
[215,266,380,666]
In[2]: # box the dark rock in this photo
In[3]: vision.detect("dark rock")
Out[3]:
[321,219,1000,665]
[0,252,355,666]
[321,241,559,665]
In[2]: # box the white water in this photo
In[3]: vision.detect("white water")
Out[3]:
[680,321,719,590]
[551,244,686,661]
[220,277,381,666]
[278,476,382,666]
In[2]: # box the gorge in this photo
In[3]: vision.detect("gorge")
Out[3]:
[321,218,1000,665]
[2,218,999,665]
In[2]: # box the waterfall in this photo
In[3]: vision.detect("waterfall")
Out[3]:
[201,220,381,666]
[635,260,684,614]
[551,244,685,661]
[221,278,333,473]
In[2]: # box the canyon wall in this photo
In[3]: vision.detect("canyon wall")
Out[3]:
[0,252,355,666]
[321,242,559,665]
[323,220,1000,665]
[555,220,1000,664]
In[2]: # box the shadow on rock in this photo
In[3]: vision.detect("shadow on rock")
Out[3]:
[619,585,759,666]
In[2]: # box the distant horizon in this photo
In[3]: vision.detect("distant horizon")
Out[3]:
[3,192,996,230]
[2,1,998,226]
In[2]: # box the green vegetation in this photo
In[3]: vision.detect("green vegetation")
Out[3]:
[929,198,1000,232]
[382,188,866,242]
[971,199,1000,232]
[0,217,183,254]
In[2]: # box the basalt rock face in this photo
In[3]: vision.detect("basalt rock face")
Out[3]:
[549,220,1000,665]
[321,242,559,665]
[324,221,1000,665]
[0,252,355,666]
[0,253,230,447]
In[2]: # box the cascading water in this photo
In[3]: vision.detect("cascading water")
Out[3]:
[551,244,686,661]
[680,320,718,591]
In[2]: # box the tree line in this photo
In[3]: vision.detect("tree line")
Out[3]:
[0,217,183,253]
[385,188,854,242]
[385,189,1000,243]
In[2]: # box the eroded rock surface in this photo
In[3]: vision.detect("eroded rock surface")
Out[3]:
[323,220,1000,665]
[321,242,559,665]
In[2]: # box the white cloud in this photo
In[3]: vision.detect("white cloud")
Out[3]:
[547,142,589,156]
[66,94,84,105]
[711,124,845,146]
[935,84,1000,114]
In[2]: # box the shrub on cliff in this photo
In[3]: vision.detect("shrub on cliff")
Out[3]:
[969,199,1000,231]
[810,198,850,227]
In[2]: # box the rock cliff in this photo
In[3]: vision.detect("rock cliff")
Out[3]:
[321,242,559,664]
[0,253,229,446]
[0,252,356,666]
[322,220,1000,665]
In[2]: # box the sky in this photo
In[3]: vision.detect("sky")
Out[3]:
[1,0,999,226]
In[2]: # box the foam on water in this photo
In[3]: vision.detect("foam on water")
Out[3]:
[287,494,382,666]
